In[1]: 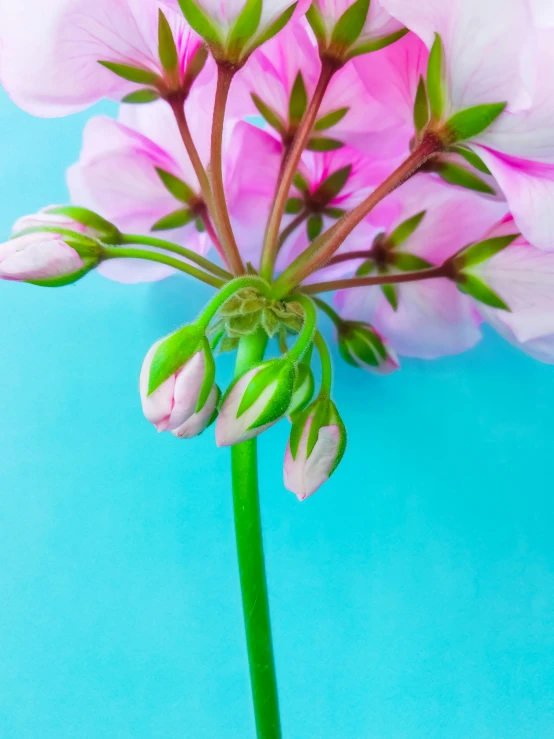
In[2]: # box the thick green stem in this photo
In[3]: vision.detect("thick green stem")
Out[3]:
[231,331,281,739]
[101,247,224,288]
[212,65,245,275]
[120,234,231,280]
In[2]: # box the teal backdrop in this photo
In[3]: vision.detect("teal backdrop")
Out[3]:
[1,90,553,738]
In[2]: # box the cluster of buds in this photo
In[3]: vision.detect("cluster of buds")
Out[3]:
[138,282,347,501]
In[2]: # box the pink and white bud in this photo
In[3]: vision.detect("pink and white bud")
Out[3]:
[338,322,400,375]
[284,400,347,501]
[13,208,90,236]
[140,341,208,433]
[0,232,94,284]
[216,360,296,447]
[172,385,220,439]
[12,205,119,242]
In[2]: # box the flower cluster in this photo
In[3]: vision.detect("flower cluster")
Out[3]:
[2,0,554,500]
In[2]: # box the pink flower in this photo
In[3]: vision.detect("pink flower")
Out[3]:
[140,339,208,432]
[379,0,554,251]
[239,21,401,156]
[284,399,346,501]
[461,215,554,363]
[67,101,212,283]
[336,176,507,358]
[0,0,208,116]
[0,231,95,284]
[172,385,219,438]
[310,0,405,55]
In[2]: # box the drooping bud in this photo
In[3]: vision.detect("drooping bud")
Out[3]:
[172,385,221,439]
[216,359,297,446]
[139,327,214,432]
[0,231,101,286]
[288,362,315,416]
[338,322,400,375]
[12,206,120,244]
[284,397,346,501]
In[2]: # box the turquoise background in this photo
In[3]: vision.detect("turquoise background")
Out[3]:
[1,90,553,738]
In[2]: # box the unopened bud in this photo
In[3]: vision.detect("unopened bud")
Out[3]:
[338,322,399,375]
[172,385,220,439]
[13,206,120,244]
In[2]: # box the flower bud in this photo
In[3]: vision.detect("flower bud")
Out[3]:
[0,231,100,286]
[288,363,315,417]
[140,328,213,432]
[284,397,347,501]
[216,359,297,447]
[172,385,220,439]
[12,206,120,244]
[338,322,399,375]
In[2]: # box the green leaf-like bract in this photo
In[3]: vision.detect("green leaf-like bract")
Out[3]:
[394,253,433,272]
[307,137,344,152]
[98,61,160,86]
[388,210,426,248]
[457,275,510,311]
[155,168,196,204]
[427,33,446,120]
[148,325,204,395]
[158,8,179,71]
[151,209,194,231]
[450,146,491,174]
[446,102,507,142]
[305,4,326,42]
[331,0,370,50]
[457,234,519,268]
[285,198,304,215]
[313,165,352,205]
[347,28,409,58]
[178,0,223,48]
[437,161,495,195]
[251,94,285,133]
[228,0,262,55]
[382,284,399,311]
[46,206,118,238]
[307,214,324,241]
[315,107,349,132]
[289,72,308,126]
[413,76,429,134]
[121,89,160,104]
[246,2,297,51]
[196,340,216,413]
[236,361,296,430]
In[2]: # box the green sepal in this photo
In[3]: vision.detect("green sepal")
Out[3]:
[235,360,296,429]
[382,284,399,311]
[121,89,161,104]
[347,28,409,58]
[288,363,315,416]
[195,216,206,233]
[446,102,507,143]
[307,214,323,241]
[344,333,378,367]
[158,8,179,72]
[437,161,495,195]
[331,0,370,50]
[305,4,326,43]
[457,275,510,311]
[45,206,119,240]
[251,94,285,134]
[246,2,297,52]
[148,325,204,395]
[427,33,446,120]
[155,167,196,204]
[307,137,344,152]
[328,401,347,474]
[206,386,222,428]
[312,165,351,206]
[324,207,346,219]
[151,209,194,232]
[98,61,160,86]
[455,234,519,269]
[315,107,349,132]
[285,197,304,215]
[356,260,375,277]
[196,339,216,413]
[388,210,426,248]
[26,260,97,288]
[393,253,433,271]
[178,0,223,49]
[228,0,263,57]
[289,71,308,127]
[413,76,429,134]
[450,146,491,174]
[293,171,310,193]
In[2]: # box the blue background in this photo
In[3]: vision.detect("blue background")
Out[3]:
[1,89,554,738]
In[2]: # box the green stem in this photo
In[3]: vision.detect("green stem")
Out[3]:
[285,294,317,363]
[102,247,224,288]
[120,234,231,280]
[212,64,245,275]
[231,331,281,739]
[259,59,338,281]
[312,296,343,327]
[272,133,444,297]
[313,330,333,395]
